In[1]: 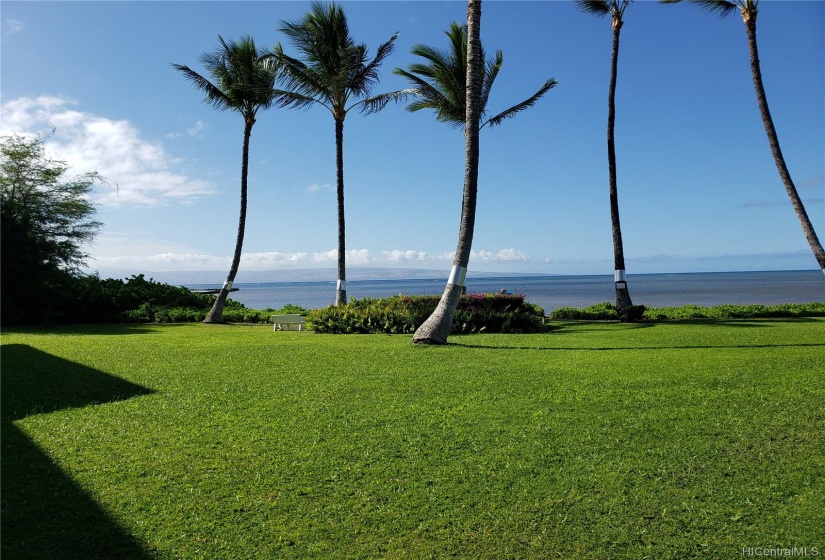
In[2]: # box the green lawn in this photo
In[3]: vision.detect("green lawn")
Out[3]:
[2,320,823,559]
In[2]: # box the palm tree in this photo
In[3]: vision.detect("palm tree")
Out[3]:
[273,1,412,305]
[661,0,825,274]
[399,12,557,344]
[173,35,280,323]
[576,0,637,320]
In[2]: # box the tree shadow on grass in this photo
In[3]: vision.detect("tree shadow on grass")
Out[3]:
[2,324,161,337]
[1,344,156,559]
[452,341,825,351]
[450,318,825,351]
[550,317,824,333]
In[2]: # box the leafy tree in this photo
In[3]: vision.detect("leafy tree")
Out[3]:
[661,0,825,274]
[395,14,556,344]
[173,35,283,323]
[575,0,637,320]
[273,1,411,305]
[0,132,103,324]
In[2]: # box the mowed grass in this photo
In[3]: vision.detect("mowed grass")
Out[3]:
[2,320,824,559]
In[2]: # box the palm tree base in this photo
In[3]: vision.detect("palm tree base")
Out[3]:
[204,290,231,324]
[615,282,637,323]
[412,283,464,345]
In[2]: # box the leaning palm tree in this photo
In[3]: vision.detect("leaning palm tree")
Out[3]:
[173,35,280,323]
[661,0,825,274]
[576,0,637,320]
[273,1,412,305]
[398,16,557,344]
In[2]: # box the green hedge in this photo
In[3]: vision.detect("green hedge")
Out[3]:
[20,273,308,324]
[123,298,309,324]
[306,293,547,334]
[550,301,825,321]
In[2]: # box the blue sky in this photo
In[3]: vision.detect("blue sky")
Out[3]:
[2,0,823,281]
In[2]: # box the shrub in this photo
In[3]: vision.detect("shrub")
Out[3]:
[274,303,310,316]
[224,307,273,324]
[306,293,547,335]
[122,303,206,323]
[550,301,825,321]
[550,302,619,321]
[641,302,825,320]
[67,274,215,323]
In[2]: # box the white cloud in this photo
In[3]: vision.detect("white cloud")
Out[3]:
[348,249,372,265]
[381,249,429,263]
[166,120,207,140]
[92,253,229,270]
[242,252,310,267]
[473,248,531,263]
[436,248,531,263]
[92,250,315,271]
[2,18,24,35]
[187,120,207,138]
[313,249,338,263]
[313,248,372,265]
[0,96,215,207]
[307,182,334,194]
[88,246,532,273]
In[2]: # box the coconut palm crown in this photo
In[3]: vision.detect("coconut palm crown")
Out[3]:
[394,23,557,130]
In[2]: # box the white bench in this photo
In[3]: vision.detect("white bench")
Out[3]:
[271,314,305,331]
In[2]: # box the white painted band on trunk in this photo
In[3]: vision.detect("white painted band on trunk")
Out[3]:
[614,270,626,282]
[821,268,825,277]
[448,265,467,287]
[337,280,346,291]
[222,280,233,291]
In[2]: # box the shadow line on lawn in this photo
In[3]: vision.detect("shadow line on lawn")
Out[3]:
[450,342,825,352]
[1,344,156,560]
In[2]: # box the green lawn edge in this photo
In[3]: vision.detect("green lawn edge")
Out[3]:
[2,319,823,559]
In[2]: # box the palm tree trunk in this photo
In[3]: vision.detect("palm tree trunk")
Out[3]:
[335,117,347,305]
[204,119,253,323]
[743,10,825,274]
[413,0,483,345]
[607,15,635,319]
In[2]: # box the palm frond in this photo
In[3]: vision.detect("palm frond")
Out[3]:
[394,67,463,125]
[349,33,399,98]
[394,19,555,131]
[356,89,417,115]
[575,0,612,17]
[480,50,503,120]
[484,77,558,128]
[272,89,325,112]
[173,34,280,118]
[275,46,332,101]
[690,0,739,17]
[393,23,470,127]
[171,64,233,112]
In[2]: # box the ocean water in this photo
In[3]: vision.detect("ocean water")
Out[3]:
[187,270,825,313]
